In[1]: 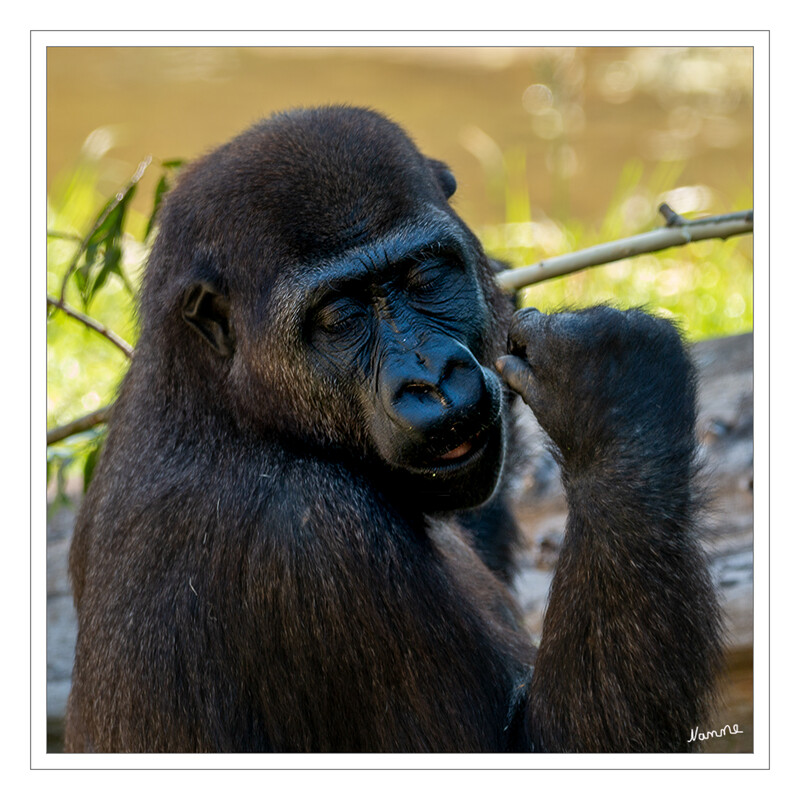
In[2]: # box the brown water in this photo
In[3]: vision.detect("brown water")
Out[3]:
[46,46,753,232]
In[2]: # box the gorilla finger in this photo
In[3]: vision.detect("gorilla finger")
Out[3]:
[495,355,541,406]
[506,307,545,358]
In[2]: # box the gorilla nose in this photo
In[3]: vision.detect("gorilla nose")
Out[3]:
[387,357,490,440]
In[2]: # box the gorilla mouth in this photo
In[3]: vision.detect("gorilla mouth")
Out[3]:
[387,417,504,509]
[435,436,478,463]
[429,429,488,469]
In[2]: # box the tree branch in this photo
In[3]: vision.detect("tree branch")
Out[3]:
[47,405,112,446]
[495,207,754,292]
[47,295,134,359]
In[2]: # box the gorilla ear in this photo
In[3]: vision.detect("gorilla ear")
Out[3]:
[182,282,236,357]
[428,158,457,199]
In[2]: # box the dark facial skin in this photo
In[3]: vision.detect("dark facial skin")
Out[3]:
[299,225,507,510]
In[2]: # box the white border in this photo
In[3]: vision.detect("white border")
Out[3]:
[31,30,768,775]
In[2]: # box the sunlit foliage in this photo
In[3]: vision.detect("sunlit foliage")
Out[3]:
[479,156,752,340]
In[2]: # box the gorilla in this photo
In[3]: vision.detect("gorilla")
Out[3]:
[64,106,722,753]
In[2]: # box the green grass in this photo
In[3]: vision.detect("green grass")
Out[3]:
[483,218,752,341]
[479,157,752,341]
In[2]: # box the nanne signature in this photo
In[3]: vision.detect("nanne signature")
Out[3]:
[687,723,743,743]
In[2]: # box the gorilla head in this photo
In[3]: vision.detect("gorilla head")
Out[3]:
[144,106,511,510]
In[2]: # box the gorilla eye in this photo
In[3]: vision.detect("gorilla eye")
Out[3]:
[406,260,451,294]
[314,296,366,335]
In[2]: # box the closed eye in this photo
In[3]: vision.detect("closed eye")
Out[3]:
[406,259,452,294]
[314,296,367,334]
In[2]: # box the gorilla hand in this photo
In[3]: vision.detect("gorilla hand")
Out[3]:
[495,306,697,472]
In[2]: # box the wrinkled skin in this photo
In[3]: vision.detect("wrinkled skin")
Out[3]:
[65,106,722,753]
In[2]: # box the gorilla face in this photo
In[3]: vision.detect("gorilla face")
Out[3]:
[173,107,508,512]
[300,218,508,511]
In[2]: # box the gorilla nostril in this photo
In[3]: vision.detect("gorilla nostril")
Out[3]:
[403,381,435,395]
[396,380,445,404]
[443,360,486,408]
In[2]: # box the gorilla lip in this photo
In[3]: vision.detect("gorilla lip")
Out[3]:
[437,439,474,462]
[430,429,487,467]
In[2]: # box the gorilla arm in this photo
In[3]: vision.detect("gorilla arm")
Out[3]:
[497,307,723,753]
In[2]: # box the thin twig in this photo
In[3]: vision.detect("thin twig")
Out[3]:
[47,405,112,446]
[495,208,754,292]
[47,295,134,358]
[58,156,152,306]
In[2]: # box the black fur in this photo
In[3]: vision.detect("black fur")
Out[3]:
[65,106,722,753]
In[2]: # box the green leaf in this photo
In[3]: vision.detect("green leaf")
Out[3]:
[82,435,105,489]
[92,241,123,298]
[145,161,185,240]
[73,266,87,298]
[75,182,138,308]
[145,174,169,240]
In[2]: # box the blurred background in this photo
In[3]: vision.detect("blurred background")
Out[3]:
[45,46,754,753]
[47,45,753,435]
